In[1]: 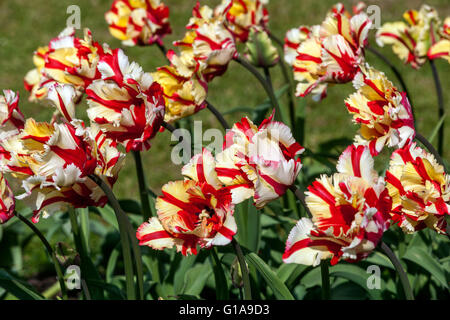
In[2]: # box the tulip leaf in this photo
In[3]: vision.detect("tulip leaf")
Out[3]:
[181,263,212,296]
[245,252,294,300]
[235,200,261,253]
[428,113,446,143]
[0,269,44,300]
[209,249,229,300]
[403,247,448,289]
[118,199,142,215]
[330,264,383,300]
[174,254,197,294]
[96,205,119,231]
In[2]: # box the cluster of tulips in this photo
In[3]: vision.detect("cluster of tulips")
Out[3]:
[0,0,448,300]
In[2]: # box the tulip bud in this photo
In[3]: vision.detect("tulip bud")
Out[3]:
[245,28,279,68]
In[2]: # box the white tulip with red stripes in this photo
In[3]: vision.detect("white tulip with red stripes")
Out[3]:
[137,149,237,255]
[283,145,392,266]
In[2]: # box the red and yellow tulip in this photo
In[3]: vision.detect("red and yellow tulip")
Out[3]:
[24,28,104,102]
[215,0,269,42]
[376,5,449,68]
[386,143,449,234]
[345,65,415,156]
[283,145,392,266]
[216,112,304,208]
[0,173,15,224]
[288,3,372,100]
[137,149,237,255]
[86,48,165,152]
[105,0,171,46]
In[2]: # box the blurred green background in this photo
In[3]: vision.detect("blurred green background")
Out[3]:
[0,0,449,200]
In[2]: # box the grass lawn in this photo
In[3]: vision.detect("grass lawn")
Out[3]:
[0,0,449,202]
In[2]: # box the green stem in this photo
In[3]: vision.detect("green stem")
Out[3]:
[132,150,152,221]
[231,239,252,300]
[68,208,92,300]
[429,59,445,155]
[206,101,230,130]
[88,174,143,300]
[14,212,68,300]
[320,261,330,300]
[235,55,282,121]
[415,132,447,172]
[289,185,312,218]
[268,31,299,137]
[380,242,414,300]
[210,248,229,300]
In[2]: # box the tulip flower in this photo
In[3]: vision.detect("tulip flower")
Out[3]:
[214,0,269,42]
[0,90,25,140]
[386,143,449,234]
[0,173,15,224]
[287,3,372,100]
[283,145,392,266]
[15,119,124,222]
[427,17,450,63]
[284,26,314,66]
[245,28,279,68]
[151,65,207,123]
[137,149,237,255]
[86,48,165,152]
[376,5,449,68]
[345,65,415,156]
[215,112,304,208]
[105,0,171,47]
[170,2,238,82]
[24,27,105,102]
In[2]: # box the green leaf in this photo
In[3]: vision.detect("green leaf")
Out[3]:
[209,249,229,300]
[428,113,446,143]
[87,279,126,300]
[174,254,197,294]
[276,263,308,288]
[182,263,212,296]
[79,208,90,255]
[235,200,261,252]
[329,264,383,300]
[106,246,120,283]
[97,205,119,230]
[69,209,105,300]
[365,251,395,270]
[0,269,44,300]
[119,199,142,215]
[403,247,448,289]
[245,252,294,300]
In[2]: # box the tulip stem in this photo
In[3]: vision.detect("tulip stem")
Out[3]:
[235,55,282,121]
[210,248,229,300]
[232,239,252,300]
[206,101,230,130]
[429,59,445,155]
[14,212,68,300]
[380,241,414,300]
[415,132,447,171]
[132,150,153,221]
[268,31,299,138]
[289,185,312,218]
[156,42,168,59]
[367,46,415,122]
[320,261,330,300]
[89,174,144,300]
